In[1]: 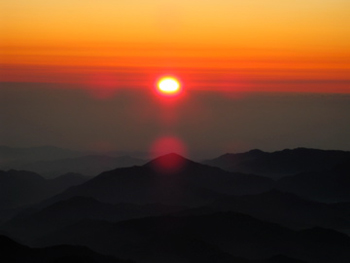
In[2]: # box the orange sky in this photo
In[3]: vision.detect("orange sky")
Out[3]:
[1,0,350,93]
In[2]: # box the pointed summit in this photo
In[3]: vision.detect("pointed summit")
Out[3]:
[145,153,190,174]
[148,152,190,163]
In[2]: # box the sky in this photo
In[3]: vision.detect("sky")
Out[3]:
[1,1,350,158]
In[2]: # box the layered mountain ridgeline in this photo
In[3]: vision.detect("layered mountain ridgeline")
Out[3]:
[0,145,147,178]
[44,153,272,207]
[0,235,133,263]
[209,190,350,232]
[204,148,350,179]
[33,212,350,263]
[0,234,307,263]
[0,170,90,210]
[5,191,350,245]
[0,146,82,168]
[275,161,350,203]
[4,146,348,179]
[2,197,186,242]
[2,151,350,262]
[18,155,147,178]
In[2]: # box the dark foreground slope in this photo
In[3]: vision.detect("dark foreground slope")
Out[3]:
[275,161,350,202]
[0,235,133,263]
[2,197,185,242]
[210,190,350,231]
[0,234,307,263]
[0,170,89,209]
[34,212,350,263]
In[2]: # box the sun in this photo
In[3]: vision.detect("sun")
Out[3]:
[157,77,181,95]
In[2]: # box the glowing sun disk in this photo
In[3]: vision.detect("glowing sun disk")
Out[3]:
[158,77,181,94]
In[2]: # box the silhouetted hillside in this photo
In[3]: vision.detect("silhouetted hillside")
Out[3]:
[204,148,350,179]
[35,212,350,263]
[330,202,350,220]
[19,155,146,178]
[210,190,350,231]
[2,150,350,263]
[0,170,89,209]
[258,255,308,263]
[45,153,272,207]
[275,160,350,202]
[0,235,133,263]
[0,146,82,169]
[2,196,185,242]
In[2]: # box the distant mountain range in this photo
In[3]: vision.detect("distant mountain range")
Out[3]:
[0,170,89,210]
[18,155,147,178]
[0,146,147,178]
[0,145,82,166]
[210,190,350,232]
[204,148,350,179]
[2,148,350,262]
[3,146,350,179]
[275,160,350,202]
[45,153,272,207]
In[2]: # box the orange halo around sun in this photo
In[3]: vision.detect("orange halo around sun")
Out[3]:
[157,77,181,95]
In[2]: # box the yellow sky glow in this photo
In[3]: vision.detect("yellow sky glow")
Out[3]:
[1,0,350,92]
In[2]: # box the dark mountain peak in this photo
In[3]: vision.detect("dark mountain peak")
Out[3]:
[151,152,189,162]
[145,153,193,173]
[247,149,265,155]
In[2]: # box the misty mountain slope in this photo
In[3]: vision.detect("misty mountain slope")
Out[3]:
[0,235,133,263]
[2,196,186,242]
[204,148,350,179]
[210,190,350,231]
[275,160,350,202]
[45,153,273,207]
[330,202,350,220]
[34,211,350,263]
[19,155,147,178]
[0,170,89,209]
[0,146,83,169]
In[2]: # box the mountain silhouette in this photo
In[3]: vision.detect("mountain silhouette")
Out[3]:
[19,155,146,178]
[44,153,272,207]
[275,160,350,202]
[0,235,133,263]
[0,233,308,263]
[0,146,82,169]
[0,170,89,209]
[34,211,350,263]
[210,190,350,231]
[3,150,350,262]
[204,148,350,179]
[2,196,185,242]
